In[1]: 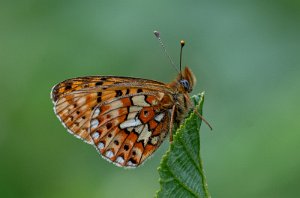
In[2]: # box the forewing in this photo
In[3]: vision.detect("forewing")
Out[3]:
[51,76,168,102]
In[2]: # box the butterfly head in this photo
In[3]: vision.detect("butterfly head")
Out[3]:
[178,66,196,93]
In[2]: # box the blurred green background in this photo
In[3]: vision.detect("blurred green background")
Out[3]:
[1,0,299,197]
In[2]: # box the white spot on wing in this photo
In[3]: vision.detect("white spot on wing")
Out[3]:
[150,136,159,145]
[105,150,114,158]
[92,132,99,139]
[127,111,138,120]
[127,160,137,167]
[137,125,151,146]
[120,118,142,129]
[98,142,105,150]
[154,113,165,122]
[127,106,142,120]
[91,119,99,129]
[93,108,100,117]
[116,156,125,164]
[130,106,143,112]
[135,125,144,134]
[132,95,150,106]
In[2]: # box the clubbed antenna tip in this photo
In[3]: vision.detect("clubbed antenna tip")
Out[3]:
[153,30,160,38]
[180,40,185,47]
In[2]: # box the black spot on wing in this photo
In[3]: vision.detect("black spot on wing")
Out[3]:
[116,90,122,97]
[95,81,103,86]
[106,122,113,129]
[124,144,129,151]
[124,128,130,134]
[114,140,119,145]
[65,84,72,90]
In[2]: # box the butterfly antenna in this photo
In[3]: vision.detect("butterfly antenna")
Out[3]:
[180,40,185,79]
[153,31,180,73]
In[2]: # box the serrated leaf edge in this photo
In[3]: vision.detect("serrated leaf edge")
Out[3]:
[156,92,210,198]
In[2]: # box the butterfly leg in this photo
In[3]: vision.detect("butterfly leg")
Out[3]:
[183,93,213,130]
[169,104,176,143]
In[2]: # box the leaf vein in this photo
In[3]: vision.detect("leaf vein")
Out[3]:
[178,136,202,173]
[165,163,199,198]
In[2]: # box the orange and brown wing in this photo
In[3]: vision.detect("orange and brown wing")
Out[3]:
[89,93,171,167]
[51,76,173,148]
[51,76,169,102]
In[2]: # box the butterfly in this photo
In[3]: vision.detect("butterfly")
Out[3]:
[50,31,211,168]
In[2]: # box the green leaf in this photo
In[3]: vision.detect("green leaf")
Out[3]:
[156,92,210,198]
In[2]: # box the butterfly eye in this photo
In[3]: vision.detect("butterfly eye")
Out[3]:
[180,79,191,92]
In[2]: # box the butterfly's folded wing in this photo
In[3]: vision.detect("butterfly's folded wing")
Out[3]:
[51,76,173,167]
[89,93,172,167]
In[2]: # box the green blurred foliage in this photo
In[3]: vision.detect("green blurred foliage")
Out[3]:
[0,0,299,197]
